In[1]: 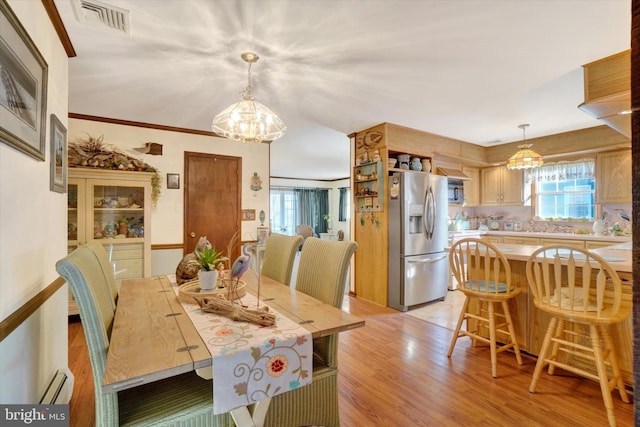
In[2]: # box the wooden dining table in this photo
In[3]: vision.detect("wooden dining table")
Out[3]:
[102,270,365,425]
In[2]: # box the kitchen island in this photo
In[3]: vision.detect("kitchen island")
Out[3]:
[471,241,633,386]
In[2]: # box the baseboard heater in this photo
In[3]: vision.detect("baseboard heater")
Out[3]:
[40,369,73,404]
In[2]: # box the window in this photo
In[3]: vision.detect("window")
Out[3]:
[338,187,350,222]
[270,187,329,235]
[525,159,595,220]
[270,188,297,234]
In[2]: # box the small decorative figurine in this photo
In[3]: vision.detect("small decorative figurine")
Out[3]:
[250,172,262,191]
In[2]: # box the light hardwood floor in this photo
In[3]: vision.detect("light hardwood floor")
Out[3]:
[68,295,634,426]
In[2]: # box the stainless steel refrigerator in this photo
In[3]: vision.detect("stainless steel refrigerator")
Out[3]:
[388,171,449,311]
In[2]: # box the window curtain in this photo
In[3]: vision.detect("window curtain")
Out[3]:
[338,187,348,222]
[293,188,329,235]
[525,158,595,183]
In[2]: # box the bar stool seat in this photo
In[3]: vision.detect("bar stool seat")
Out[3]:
[525,245,630,427]
[447,238,523,378]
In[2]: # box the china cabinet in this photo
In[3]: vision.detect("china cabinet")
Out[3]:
[596,149,631,203]
[67,168,152,315]
[480,166,523,206]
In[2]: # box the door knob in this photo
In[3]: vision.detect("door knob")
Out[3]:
[190,232,196,238]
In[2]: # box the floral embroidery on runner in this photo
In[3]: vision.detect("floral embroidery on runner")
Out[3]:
[178,291,312,414]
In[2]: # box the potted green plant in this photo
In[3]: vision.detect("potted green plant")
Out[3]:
[323,213,334,233]
[190,246,228,290]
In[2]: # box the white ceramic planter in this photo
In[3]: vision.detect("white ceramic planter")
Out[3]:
[198,270,218,290]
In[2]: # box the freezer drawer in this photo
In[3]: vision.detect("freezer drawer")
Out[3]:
[389,252,449,311]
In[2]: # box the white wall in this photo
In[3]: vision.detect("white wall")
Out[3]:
[68,118,271,275]
[0,0,69,403]
[68,118,271,244]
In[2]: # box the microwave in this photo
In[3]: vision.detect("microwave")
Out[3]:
[447,180,464,205]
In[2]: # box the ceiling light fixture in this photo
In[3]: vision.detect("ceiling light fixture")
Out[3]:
[212,52,286,143]
[506,124,543,170]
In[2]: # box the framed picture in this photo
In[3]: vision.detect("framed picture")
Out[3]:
[242,209,256,221]
[257,226,269,244]
[364,196,373,207]
[167,173,180,189]
[0,1,48,161]
[49,114,66,193]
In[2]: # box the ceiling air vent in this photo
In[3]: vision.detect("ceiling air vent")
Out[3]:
[70,0,130,35]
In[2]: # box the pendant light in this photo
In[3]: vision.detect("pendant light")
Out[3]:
[506,124,543,170]
[212,52,286,143]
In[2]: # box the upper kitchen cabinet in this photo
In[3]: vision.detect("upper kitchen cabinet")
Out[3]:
[462,166,480,207]
[579,50,630,138]
[481,166,523,206]
[596,149,632,203]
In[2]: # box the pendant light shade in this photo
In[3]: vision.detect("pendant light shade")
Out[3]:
[212,52,286,143]
[506,124,543,170]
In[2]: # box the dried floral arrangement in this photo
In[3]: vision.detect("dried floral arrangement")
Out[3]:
[68,134,161,206]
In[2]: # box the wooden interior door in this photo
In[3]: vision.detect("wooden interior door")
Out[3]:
[184,152,241,263]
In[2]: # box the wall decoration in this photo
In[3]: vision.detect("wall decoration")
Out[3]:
[257,226,269,244]
[49,114,67,193]
[356,131,383,151]
[250,172,262,191]
[242,209,256,221]
[68,135,162,207]
[0,0,48,161]
[259,209,266,226]
[167,173,180,189]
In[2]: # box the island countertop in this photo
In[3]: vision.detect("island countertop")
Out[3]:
[489,241,633,273]
[449,229,631,244]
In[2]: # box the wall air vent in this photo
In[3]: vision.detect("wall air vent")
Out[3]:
[70,0,130,35]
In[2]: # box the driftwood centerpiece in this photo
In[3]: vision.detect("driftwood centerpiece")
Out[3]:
[194,296,276,327]
[178,279,247,304]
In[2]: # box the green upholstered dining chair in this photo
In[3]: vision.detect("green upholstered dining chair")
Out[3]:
[260,233,303,286]
[264,237,358,427]
[56,246,233,427]
[84,240,118,308]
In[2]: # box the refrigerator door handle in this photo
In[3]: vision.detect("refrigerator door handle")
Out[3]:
[429,187,436,237]
[423,187,435,239]
[423,187,431,238]
[407,254,448,264]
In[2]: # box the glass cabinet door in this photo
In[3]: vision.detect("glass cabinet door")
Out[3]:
[91,183,145,240]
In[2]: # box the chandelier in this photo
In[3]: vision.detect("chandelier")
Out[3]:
[506,124,543,170]
[212,52,286,143]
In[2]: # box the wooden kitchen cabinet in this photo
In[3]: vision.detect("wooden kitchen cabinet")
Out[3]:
[585,240,617,249]
[480,166,523,206]
[482,235,503,244]
[596,149,631,203]
[503,236,539,245]
[462,166,480,207]
[538,238,584,248]
[67,169,152,315]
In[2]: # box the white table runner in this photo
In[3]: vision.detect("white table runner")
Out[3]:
[170,276,313,414]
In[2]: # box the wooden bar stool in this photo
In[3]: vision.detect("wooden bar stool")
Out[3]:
[447,238,523,378]
[525,245,630,427]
